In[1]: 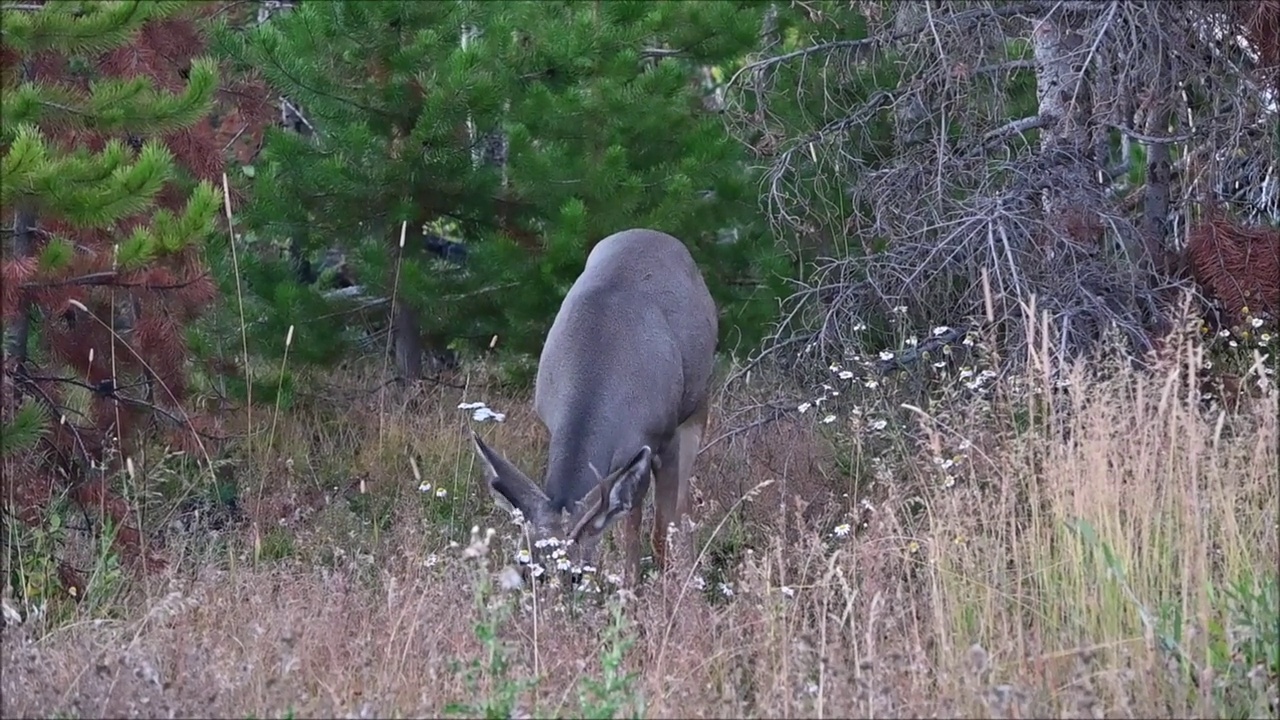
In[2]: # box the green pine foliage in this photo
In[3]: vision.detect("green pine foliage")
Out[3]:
[1,7,221,268]
[0,399,47,457]
[0,0,234,606]
[1,2,220,453]
[211,0,791,367]
[0,0,177,56]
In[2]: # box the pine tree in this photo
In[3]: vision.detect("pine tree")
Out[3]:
[1,0,239,578]
[211,0,791,377]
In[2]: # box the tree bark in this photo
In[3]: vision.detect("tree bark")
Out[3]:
[1031,13,1097,238]
[391,301,423,382]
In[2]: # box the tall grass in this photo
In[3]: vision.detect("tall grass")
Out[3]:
[2,333,1276,719]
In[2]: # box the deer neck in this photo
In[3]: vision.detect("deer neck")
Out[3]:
[543,410,645,513]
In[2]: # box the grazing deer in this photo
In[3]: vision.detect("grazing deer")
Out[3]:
[470,228,718,585]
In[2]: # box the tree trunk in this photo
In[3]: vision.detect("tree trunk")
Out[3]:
[1138,43,1177,274]
[1031,12,1098,248]
[391,301,423,382]
[6,207,37,367]
[6,55,38,367]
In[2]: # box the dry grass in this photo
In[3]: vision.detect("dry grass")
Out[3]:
[3,344,1277,719]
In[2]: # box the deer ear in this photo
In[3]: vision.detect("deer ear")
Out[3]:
[471,431,549,519]
[570,446,652,541]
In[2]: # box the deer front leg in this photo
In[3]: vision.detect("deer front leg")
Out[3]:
[654,404,707,574]
[652,446,685,574]
[623,502,644,586]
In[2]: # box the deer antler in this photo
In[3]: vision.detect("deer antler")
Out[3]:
[569,463,619,542]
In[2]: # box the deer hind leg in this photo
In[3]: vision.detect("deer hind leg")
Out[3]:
[653,401,708,574]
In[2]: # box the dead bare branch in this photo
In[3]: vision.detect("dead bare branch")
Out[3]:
[723,0,1277,375]
[968,114,1048,157]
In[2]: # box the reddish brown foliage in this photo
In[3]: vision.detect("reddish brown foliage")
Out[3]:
[1236,0,1280,92]
[1,257,38,320]
[1,3,272,583]
[1186,211,1280,324]
[0,458,55,527]
[0,45,22,86]
[165,124,225,186]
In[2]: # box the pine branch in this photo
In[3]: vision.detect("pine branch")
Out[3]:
[0,0,184,56]
[2,127,176,227]
[20,269,212,291]
[0,397,48,456]
[8,370,97,477]
[2,57,218,136]
[2,0,227,581]
[17,372,232,441]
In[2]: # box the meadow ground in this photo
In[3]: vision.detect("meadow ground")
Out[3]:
[2,336,1277,719]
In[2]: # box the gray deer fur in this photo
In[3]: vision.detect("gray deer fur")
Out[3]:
[471,228,718,584]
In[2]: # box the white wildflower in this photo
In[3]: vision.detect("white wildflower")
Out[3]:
[833,522,852,538]
[458,401,506,423]
[2,597,22,626]
[472,407,505,423]
[498,566,524,591]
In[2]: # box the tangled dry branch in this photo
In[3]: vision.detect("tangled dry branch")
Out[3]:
[726,0,1278,372]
